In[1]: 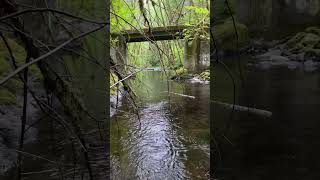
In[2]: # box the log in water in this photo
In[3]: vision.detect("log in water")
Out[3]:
[163,91,272,117]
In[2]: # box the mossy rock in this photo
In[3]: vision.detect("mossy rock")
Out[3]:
[287,32,307,48]
[305,27,320,36]
[213,20,249,51]
[0,89,16,105]
[305,48,320,57]
[286,28,320,57]
[199,70,210,80]
[300,33,320,46]
[175,67,188,76]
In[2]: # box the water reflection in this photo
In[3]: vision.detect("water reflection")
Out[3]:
[111,71,209,179]
[213,56,320,180]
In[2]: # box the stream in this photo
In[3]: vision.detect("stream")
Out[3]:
[110,71,210,179]
[213,55,320,180]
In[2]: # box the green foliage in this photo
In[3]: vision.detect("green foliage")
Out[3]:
[111,0,139,32]
[184,6,209,15]
[111,0,209,72]
[183,23,209,42]
[128,40,184,68]
[111,0,209,32]
[182,4,209,26]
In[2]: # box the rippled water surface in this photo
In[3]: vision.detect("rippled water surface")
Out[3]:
[111,71,210,179]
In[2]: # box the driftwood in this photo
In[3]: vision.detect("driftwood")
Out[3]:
[164,91,272,117]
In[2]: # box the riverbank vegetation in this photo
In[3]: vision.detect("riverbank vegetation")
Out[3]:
[212,1,320,179]
[110,0,210,88]
[1,1,109,179]
[110,1,210,178]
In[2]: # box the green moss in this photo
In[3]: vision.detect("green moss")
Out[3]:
[2,79,23,93]
[0,57,11,77]
[214,20,249,50]
[305,27,320,36]
[199,70,210,81]
[305,48,320,57]
[29,64,44,81]
[175,67,188,75]
[110,73,123,96]
[0,38,27,64]
[1,37,43,81]
[0,89,17,105]
[287,32,307,47]
[286,27,320,57]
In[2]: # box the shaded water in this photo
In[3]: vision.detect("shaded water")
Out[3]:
[213,56,320,179]
[111,71,210,179]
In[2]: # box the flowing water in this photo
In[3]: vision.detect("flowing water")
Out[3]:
[110,71,210,179]
[213,56,320,180]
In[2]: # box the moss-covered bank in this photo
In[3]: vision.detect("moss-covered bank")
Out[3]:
[213,20,249,52]
[0,37,43,105]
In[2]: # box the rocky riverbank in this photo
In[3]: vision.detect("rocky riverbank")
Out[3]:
[170,68,210,84]
[243,26,320,71]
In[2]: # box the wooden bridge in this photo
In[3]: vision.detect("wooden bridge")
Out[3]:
[111,25,189,43]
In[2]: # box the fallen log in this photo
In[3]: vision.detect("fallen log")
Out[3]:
[162,91,196,99]
[163,91,272,117]
[212,100,272,118]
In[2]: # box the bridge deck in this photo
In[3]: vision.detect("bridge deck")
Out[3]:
[111,25,189,43]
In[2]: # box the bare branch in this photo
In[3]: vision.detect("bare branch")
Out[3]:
[0,24,106,86]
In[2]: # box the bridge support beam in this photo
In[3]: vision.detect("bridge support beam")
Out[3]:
[184,37,210,72]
